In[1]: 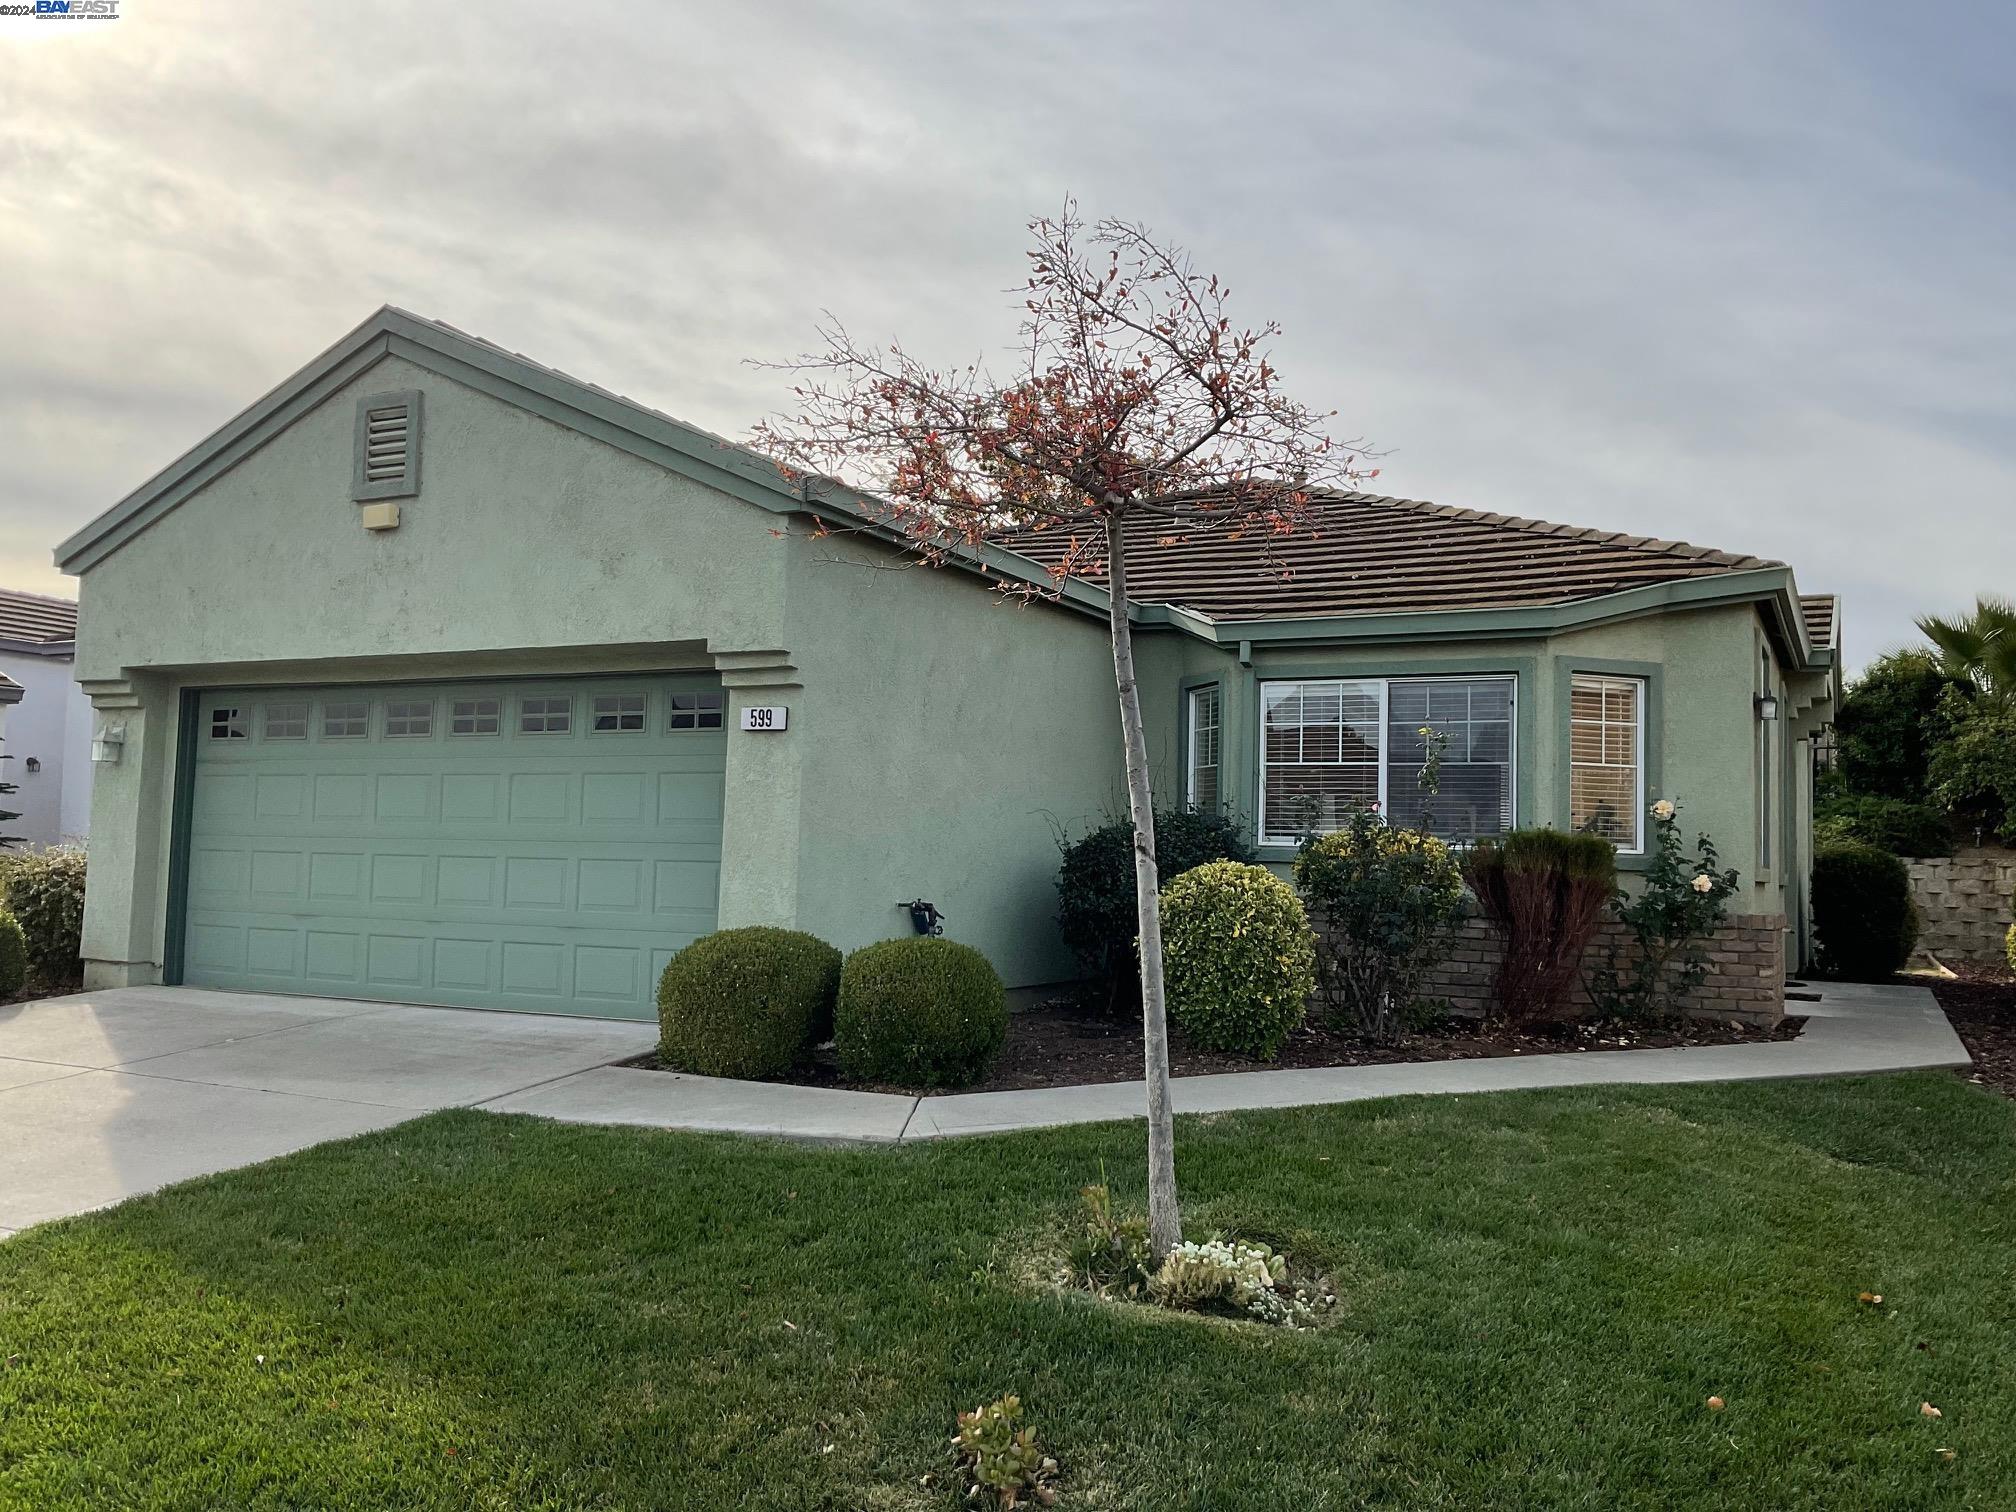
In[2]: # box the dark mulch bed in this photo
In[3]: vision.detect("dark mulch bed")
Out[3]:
[1,979,79,1009]
[1928,970,2016,1099]
[627,1001,1806,1095]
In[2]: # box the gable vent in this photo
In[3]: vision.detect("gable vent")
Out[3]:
[363,404,410,480]
[351,388,423,501]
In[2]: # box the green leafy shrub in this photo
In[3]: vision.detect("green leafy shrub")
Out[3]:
[0,910,27,996]
[1294,810,1464,1043]
[2006,919,2015,976]
[1927,698,2016,845]
[1812,840,1919,980]
[1159,860,1315,1059]
[1055,807,1253,1016]
[1814,794,1954,858]
[1,847,86,987]
[952,1395,1058,1508]
[1462,829,1617,1024]
[656,926,841,1079]
[1834,650,1964,802]
[835,937,1007,1088]
[1587,802,1740,1021]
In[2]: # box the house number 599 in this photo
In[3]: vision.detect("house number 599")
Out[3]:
[740,705,788,732]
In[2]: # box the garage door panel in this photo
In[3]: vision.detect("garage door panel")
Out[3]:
[181,675,725,1020]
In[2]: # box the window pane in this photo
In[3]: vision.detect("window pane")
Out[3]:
[322,701,368,738]
[520,696,571,734]
[209,707,246,740]
[263,703,307,740]
[1187,685,1221,812]
[450,697,500,735]
[1569,675,1642,849]
[1386,676,1515,842]
[384,699,432,737]
[668,689,725,731]
[1260,679,1383,843]
[592,693,646,732]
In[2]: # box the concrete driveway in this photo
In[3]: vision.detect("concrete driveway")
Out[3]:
[0,986,655,1234]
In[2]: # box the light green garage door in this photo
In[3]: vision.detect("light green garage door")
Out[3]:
[179,675,726,1019]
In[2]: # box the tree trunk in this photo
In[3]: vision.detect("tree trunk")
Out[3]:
[1104,513,1182,1259]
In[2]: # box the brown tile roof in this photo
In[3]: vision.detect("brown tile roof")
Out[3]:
[1800,594,1838,652]
[0,588,78,647]
[995,491,1784,623]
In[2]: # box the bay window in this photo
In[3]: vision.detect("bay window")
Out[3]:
[1186,685,1222,812]
[1568,674,1644,851]
[1259,676,1515,845]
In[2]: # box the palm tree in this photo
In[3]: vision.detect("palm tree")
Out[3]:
[1916,596,2016,712]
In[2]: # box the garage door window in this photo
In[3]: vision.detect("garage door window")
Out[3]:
[210,707,247,740]
[520,696,572,734]
[668,690,724,730]
[384,699,433,737]
[592,693,646,733]
[450,698,501,735]
[263,703,308,740]
[322,701,369,739]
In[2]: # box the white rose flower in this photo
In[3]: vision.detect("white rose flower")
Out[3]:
[1651,799,1677,822]
[1691,873,1715,894]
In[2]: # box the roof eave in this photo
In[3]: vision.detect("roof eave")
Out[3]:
[0,636,76,658]
[52,309,1085,613]
[1130,567,1818,659]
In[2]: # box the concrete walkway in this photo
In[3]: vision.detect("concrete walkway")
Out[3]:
[486,978,1971,1141]
[0,979,1970,1233]
[0,986,653,1231]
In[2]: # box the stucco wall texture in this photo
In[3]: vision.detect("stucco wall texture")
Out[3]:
[69,345,1806,1001]
[71,355,1131,989]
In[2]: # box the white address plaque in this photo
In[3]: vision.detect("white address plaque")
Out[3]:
[740,705,789,732]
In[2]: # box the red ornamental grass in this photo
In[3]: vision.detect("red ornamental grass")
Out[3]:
[1462,830,1618,1024]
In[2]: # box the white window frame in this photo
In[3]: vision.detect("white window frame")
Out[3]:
[449,697,502,736]
[383,698,434,738]
[1257,674,1518,847]
[209,706,248,741]
[262,702,308,740]
[321,700,370,740]
[667,690,724,731]
[520,695,573,735]
[591,692,647,733]
[1185,684,1223,811]
[1568,674,1646,854]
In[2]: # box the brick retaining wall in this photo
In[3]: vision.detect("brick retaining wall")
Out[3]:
[1906,847,2016,966]
[1409,913,1788,1025]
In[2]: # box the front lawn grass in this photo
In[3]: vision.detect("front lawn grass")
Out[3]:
[2,1073,2012,1509]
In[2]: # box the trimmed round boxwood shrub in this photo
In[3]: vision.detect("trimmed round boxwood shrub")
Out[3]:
[0,847,86,987]
[835,937,1007,1088]
[1159,860,1316,1059]
[1811,840,1919,981]
[1057,808,1253,1017]
[0,910,26,996]
[657,926,841,1079]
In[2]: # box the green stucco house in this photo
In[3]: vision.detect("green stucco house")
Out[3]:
[55,308,1841,1020]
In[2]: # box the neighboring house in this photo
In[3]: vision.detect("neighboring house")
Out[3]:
[53,308,1839,1021]
[0,588,93,848]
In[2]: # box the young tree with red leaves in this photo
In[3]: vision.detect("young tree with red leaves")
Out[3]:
[755,204,1368,1258]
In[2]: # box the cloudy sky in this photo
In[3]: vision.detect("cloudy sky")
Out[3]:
[2,1,2009,668]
